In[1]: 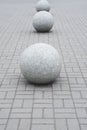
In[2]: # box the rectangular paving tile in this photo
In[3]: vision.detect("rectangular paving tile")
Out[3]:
[0,0,87,130]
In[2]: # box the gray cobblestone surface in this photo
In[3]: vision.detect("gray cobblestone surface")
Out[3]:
[0,0,87,130]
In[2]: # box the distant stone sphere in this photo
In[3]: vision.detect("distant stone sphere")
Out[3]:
[36,0,50,12]
[20,43,62,84]
[33,11,54,32]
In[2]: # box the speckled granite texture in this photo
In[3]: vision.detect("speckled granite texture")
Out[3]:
[36,0,50,12]
[20,43,62,84]
[33,11,54,32]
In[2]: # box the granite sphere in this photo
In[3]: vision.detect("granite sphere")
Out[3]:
[36,0,50,12]
[33,11,54,32]
[20,43,62,84]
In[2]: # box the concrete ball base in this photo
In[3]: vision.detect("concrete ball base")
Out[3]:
[20,43,62,84]
[36,0,50,12]
[33,11,54,32]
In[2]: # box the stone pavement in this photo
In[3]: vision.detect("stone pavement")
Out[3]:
[0,0,87,129]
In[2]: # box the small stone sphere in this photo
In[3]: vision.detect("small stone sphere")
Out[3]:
[20,43,62,84]
[36,0,50,12]
[33,11,54,32]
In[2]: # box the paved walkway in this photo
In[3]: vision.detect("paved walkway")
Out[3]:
[0,0,87,130]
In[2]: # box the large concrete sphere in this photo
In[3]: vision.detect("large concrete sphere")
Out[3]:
[36,0,50,12]
[33,11,54,32]
[20,43,62,84]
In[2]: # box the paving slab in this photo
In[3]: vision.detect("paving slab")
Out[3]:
[0,0,87,130]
